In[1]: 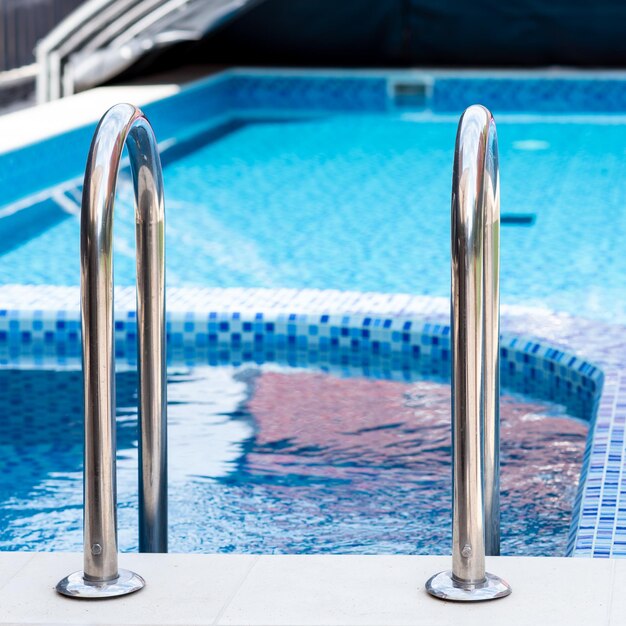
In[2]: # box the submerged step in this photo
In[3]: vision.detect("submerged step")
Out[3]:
[501,213,536,225]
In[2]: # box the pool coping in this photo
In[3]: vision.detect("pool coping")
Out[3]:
[0,83,181,154]
[0,284,619,559]
[0,552,621,625]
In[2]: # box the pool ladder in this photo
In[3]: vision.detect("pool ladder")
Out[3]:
[426,105,511,601]
[57,103,167,599]
[54,101,510,601]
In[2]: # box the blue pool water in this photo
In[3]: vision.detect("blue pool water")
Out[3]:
[2,114,626,321]
[0,364,586,556]
[0,74,612,557]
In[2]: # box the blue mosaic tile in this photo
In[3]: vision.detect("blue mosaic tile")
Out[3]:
[228,74,388,113]
[0,302,603,425]
[432,77,626,114]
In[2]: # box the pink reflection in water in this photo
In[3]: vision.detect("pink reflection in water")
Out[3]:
[246,371,587,554]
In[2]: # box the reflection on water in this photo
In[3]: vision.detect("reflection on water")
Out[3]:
[0,365,587,555]
[242,372,586,555]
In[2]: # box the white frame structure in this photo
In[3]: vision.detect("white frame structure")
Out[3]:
[36,0,263,103]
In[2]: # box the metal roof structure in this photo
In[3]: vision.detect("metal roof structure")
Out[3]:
[36,0,263,103]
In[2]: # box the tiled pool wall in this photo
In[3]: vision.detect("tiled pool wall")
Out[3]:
[0,304,601,421]
[568,369,626,558]
[0,285,608,558]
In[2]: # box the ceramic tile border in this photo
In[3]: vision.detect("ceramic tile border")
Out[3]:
[568,368,626,557]
[0,284,618,557]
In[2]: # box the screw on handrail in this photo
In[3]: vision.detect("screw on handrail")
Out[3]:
[57,103,167,599]
[426,105,511,602]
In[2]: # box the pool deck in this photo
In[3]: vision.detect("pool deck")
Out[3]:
[0,552,621,625]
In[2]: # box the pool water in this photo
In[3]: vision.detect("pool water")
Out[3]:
[0,364,587,556]
[2,114,626,321]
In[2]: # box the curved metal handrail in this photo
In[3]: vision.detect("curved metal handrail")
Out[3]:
[426,105,511,602]
[56,103,167,599]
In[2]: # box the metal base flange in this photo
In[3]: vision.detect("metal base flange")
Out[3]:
[56,569,145,599]
[425,570,511,602]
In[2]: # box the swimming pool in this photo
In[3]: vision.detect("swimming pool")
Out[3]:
[0,70,621,559]
[0,284,604,557]
[2,71,626,322]
[0,360,586,556]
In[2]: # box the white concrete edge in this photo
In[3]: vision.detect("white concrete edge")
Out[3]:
[0,83,181,154]
[225,65,626,79]
[0,552,620,625]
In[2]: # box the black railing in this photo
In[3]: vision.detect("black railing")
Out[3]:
[0,0,84,71]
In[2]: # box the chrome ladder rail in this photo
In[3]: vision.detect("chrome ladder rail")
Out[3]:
[426,105,511,602]
[57,103,167,599]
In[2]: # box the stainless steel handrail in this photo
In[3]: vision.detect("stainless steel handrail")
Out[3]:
[56,103,167,599]
[426,105,511,602]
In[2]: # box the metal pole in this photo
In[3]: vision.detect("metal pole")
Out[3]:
[57,103,167,599]
[481,105,501,557]
[426,105,511,602]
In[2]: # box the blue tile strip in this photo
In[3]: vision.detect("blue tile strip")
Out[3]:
[0,306,603,420]
[568,369,626,557]
[432,77,626,114]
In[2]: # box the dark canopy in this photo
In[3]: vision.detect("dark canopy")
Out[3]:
[122,0,626,77]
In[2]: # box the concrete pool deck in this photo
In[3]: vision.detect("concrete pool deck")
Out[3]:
[0,552,620,625]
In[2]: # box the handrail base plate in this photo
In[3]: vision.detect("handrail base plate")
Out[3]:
[56,568,145,599]
[425,569,511,602]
